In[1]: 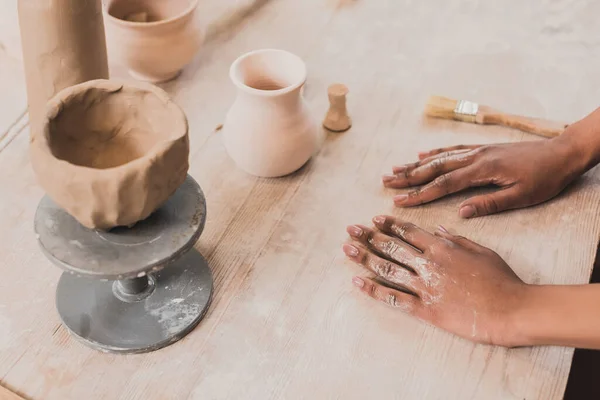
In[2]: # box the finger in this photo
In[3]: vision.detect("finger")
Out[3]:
[384,151,478,189]
[388,149,472,179]
[372,215,436,252]
[342,243,420,290]
[352,276,420,313]
[416,148,474,166]
[417,144,482,160]
[458,186,522,218]
[394,166,483,207]
[434,225,488,253]
[346,225,420,267]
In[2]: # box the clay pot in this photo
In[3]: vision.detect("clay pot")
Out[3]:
[30,79,190,230]
[222,49,322,177]
[103,0,202,83]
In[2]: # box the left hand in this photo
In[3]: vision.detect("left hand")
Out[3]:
[381,136,587,218]
[342,215,531,347]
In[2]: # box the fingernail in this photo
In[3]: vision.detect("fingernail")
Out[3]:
[382,174,396,183]
[418,152,428,159]
[459,205,476,218]
[373,215,386,225]
[352,276,365,288]
[343,244,359,257]
[437,225,449,233]
[346,225,363,238]
[392,165,407,174]
[393,194,408,204]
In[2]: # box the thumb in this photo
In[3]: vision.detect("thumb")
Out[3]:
[459,187,522,218]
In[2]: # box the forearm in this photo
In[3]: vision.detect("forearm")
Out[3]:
[554,107,600,173]
[514,284,600,349]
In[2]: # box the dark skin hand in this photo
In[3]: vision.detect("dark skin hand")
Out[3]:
[380,108,600,217]
[342,109,600,349]
[343,216,529,346]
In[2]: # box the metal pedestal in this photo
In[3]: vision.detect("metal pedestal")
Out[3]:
[34,175,213,354]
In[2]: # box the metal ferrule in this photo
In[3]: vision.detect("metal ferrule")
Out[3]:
[454,100,479,123]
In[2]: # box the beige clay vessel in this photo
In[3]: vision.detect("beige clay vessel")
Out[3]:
[30,79,190,230]
[104,0,202,83]
[223,49,322,178]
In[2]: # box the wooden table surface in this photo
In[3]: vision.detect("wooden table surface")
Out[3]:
[1,0,600,399]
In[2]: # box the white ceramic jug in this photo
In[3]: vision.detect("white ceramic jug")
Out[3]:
[222,49,322,177]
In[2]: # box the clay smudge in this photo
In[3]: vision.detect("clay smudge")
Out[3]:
[69,239,84,248]
[366,257,415,288]
[370,237,415,268]
[146,298,200,335]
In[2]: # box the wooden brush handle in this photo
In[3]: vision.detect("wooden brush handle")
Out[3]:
[480,109,568,138]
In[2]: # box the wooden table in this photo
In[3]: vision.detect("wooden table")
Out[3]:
[1,0,600,399]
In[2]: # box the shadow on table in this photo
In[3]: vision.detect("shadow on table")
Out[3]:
[564,245,600,400]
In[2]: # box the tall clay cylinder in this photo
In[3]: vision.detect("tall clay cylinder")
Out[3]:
[18,0,109,138]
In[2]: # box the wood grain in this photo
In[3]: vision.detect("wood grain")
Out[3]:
[1,0,600,399]
[0,384,25,400]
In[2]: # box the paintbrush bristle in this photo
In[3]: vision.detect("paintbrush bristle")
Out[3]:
[424,95,459,119]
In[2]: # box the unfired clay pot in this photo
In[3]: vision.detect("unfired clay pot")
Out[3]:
[30,79,190,230]
[222,49,322,178]
[103,0,202,83]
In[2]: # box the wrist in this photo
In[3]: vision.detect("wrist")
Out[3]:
[507,285,555,347]
[508,284,600,349]
[500,284,546,347]
[553,107,600,174]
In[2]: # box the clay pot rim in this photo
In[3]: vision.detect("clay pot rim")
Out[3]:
[103,0,199,28]
[38,79,188,173]
[229,49,307,97]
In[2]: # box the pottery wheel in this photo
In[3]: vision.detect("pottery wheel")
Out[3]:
[56,249,213,354]
[34,175,207,280]
[34,175,214,353]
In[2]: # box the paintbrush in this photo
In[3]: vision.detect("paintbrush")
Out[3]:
[424,95,569,138]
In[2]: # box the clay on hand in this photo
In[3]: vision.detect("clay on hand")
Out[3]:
[343,216,529,347]
[382,137,587,218]
[30,79,190,230]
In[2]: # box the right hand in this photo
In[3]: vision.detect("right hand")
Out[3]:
[382,134,588,218]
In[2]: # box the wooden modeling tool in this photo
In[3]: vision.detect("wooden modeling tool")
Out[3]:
[34,176,213,354]
[323,83,352,132]
[424,95,569,138]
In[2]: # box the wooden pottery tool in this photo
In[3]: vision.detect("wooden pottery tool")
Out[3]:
[323,83,351,132]
[424,95,569,138]
[34,175,213,354]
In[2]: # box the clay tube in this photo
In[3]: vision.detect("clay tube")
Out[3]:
[17,0,109,138]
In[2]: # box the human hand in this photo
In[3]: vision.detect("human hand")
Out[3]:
[342,216,530,346]
[382,135,587,218]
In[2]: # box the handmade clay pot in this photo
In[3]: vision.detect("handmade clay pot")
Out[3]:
[30,79,190,230]
[103,0,202,83]
[17,0,109,138]
[222,49,322,177]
